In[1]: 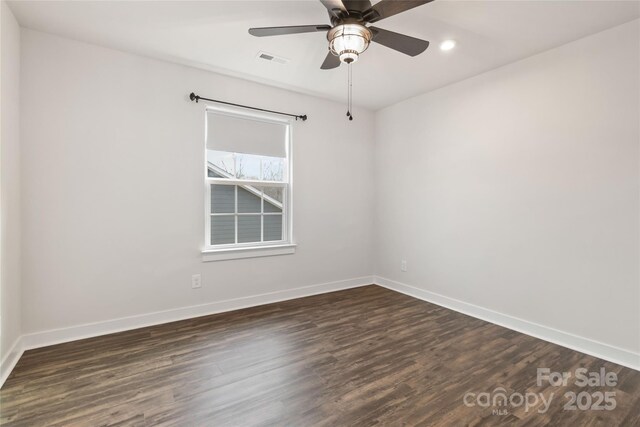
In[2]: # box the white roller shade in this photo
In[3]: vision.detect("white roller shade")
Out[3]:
[207,112,287,158]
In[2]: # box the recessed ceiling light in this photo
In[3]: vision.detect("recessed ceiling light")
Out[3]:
[439,40,456,51]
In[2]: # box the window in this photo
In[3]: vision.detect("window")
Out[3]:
[203,107,294,260]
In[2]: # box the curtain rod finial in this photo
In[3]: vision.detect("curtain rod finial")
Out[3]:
[189,92,198,102]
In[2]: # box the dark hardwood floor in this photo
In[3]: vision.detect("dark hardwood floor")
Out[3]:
[1,285,639,426]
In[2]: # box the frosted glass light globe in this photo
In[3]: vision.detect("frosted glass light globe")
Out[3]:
[328,24,372,64]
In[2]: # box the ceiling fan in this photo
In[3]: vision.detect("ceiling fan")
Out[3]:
[248,0,433,69]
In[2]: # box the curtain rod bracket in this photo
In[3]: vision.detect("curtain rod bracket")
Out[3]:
[189,92,306,121]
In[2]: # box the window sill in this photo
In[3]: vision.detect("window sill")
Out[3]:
[202,243,296,262]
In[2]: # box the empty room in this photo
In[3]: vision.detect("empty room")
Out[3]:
[1,0,639,425]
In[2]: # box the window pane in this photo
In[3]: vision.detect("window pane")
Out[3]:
[238,215,261,243]
[262,157,285,181]
[211,216,235,245]
[206,151,286,182]
[264,187,283,213]
[211,184,235,213]
[237,186,261,213]
[207,150,234,178]
[235,154,261,180]
[264,215,283,241]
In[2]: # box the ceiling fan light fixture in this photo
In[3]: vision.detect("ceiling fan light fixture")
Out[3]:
[328,23,372,64]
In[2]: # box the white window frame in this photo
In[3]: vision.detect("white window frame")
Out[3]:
[202,105,295,262]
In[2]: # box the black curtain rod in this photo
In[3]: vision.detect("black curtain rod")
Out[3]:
[189,92,307,121]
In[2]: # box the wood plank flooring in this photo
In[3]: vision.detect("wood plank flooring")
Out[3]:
[1,285,639,426]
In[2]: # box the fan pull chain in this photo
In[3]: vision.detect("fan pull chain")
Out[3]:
[346,63,354,121]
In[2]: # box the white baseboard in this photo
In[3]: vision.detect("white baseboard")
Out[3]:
[374,276,640,372]
[20,276,374,352]
[0,336,24,389]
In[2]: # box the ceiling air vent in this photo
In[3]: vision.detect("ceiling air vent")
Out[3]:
[256,51,290,65]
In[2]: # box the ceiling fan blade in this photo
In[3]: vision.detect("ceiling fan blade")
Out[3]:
[370,26,429,56]
[364,0,433,24]
[249,25,331,37]
[342,0,373,12]
[319,0,347,18]
[320,51,341,69]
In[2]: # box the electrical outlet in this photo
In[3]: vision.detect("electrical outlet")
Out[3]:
[401,260,407,272]
[191,274,202,289]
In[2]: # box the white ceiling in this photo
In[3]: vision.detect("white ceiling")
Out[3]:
[8,0,640,110]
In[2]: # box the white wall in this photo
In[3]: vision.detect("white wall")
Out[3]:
[0,0,22,374]
[20,29,375,335]
[375,20,640,355]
